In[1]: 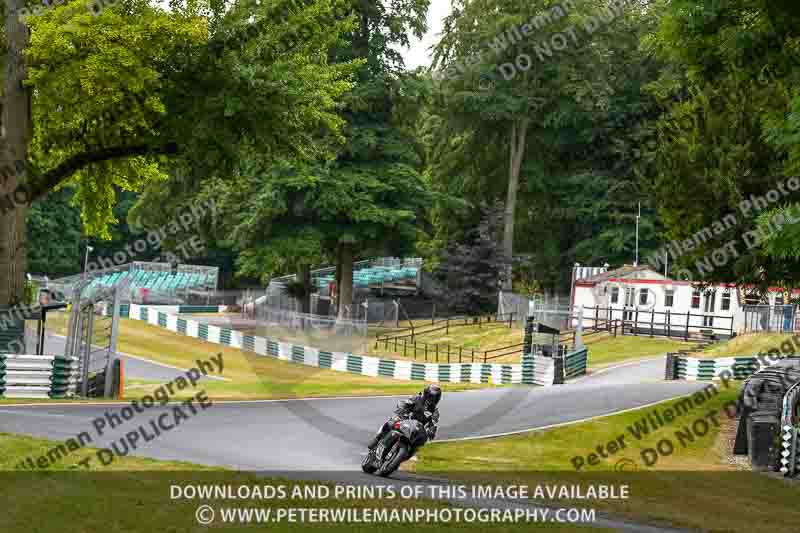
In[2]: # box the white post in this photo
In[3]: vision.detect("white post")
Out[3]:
[635,202,641,266]
[83,245,93,280]
[575,305,584,349]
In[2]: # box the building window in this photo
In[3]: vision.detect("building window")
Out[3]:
[610,286,619,304]
[665,289,674,308]
[638,288,648,306]
[722,290,731,311]
[744,292,760,305]
[691,289,701,309]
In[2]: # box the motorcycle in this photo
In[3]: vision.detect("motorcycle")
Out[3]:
[362,413,432,477]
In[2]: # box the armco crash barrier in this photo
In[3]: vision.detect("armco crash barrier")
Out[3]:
[0,353,79,399]
[126,305,589,385]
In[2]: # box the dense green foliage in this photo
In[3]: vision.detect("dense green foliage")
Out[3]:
[26,188,83,277]
[6,0,800,303]
[425,0,665,293]
[643,0,800,291]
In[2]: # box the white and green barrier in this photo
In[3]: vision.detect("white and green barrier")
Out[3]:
[0,354,79,399]
[127,304,589,386]
[103,303,227,319]
[562,348,588,381]
[780,381,800,476]
[666,354,789,381]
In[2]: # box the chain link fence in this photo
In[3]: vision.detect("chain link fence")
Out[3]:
[498,291,570,327]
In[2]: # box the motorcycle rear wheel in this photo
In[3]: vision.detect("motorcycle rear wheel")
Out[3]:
[377,442,408,478]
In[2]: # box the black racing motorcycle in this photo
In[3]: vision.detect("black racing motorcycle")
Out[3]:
[362,414,431,477]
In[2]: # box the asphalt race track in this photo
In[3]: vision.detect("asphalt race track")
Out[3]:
[0,356,703,470]
[0,354,705,532]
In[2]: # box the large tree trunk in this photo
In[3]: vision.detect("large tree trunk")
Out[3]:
[1,1,32,308]
[336,241,353,321]
[502,118,529,292]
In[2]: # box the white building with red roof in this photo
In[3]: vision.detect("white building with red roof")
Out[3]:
[570,265,798,337]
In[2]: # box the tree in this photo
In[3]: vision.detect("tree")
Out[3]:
[641,0,800,291]
[324,70,431,319]
[1,1,205,315]
[433,201,506,315]
[0,0,370,355]
[426,0,664,294]
[430,0,632,290]
[134,0,433,321]
[118,0,361,299]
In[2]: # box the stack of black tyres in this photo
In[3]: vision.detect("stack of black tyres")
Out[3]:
[734,358,800,471]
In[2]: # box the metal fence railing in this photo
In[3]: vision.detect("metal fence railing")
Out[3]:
[578,306,735,339]
[240,304,369,353]
[743,305,799,333]
[373,336,525,363]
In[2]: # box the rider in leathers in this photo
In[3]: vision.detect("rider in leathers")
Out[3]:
[367,384,441,450]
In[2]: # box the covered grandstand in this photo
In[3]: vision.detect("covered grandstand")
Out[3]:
[314,262,420,296]
[260,257,422,316]
[47,261,219,304]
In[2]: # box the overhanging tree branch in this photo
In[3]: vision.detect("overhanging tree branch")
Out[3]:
[24,142,178,203]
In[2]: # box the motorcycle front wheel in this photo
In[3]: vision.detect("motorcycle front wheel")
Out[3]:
[376,441,408,478]
[361,450,377,474]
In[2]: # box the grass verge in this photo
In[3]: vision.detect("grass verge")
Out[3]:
[581,334,692,368]
[43,312,496,400]
[700,332,798,357]
[0,432,601,532]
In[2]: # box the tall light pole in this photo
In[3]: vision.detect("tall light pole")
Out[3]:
[83,245,93,280]
[634,202,641,266]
